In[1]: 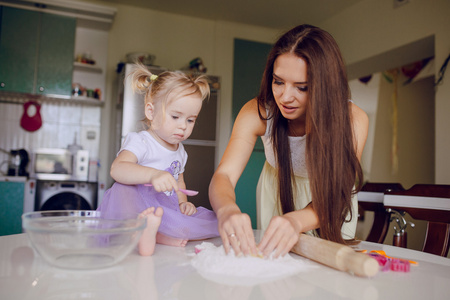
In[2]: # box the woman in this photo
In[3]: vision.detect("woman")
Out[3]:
[209,24,369,258]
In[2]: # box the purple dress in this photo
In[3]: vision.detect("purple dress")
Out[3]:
[97,131,219,240]
[97,182,219,240]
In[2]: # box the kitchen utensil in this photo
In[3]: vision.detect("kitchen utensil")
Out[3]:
[291,234,379,277]
[7,149,29,177]
[67,132,83,154]
[144,183,199,196]
[22,210,146,269]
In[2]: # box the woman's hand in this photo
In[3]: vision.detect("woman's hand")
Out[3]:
[208,99,266,257]
[179,202,197,216]
[258,215,299,258]
[217,206,258,257]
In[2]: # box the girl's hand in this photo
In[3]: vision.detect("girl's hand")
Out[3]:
[150,170,178,193]
[257,215,299,258]
[218,206,257,257]
[179,202,197,216]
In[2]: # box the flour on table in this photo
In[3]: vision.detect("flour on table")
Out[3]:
[191,242,315,286]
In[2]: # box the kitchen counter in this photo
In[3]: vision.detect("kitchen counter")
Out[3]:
[0,232,449,300]
[0,176,27,182]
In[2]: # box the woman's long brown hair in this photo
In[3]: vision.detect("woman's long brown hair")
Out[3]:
[257,24,363,245]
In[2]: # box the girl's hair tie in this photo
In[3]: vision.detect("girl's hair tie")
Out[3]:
[150,74,158,81]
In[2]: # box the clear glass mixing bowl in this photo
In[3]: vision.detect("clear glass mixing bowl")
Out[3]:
[22,210,146,269]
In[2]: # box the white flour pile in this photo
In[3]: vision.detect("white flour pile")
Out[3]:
[191,242,315,286]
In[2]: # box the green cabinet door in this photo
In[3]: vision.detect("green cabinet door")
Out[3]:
[0,6,75,96]
[0,181,25,236]
[0,6,39,93]
[36,13,75,96]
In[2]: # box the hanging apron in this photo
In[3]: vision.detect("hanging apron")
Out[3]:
[20,101,42,132]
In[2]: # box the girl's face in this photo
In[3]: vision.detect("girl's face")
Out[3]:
[146,94,203,150]
[272,53,309,131]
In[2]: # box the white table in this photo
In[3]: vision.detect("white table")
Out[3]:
[0,232,449,300]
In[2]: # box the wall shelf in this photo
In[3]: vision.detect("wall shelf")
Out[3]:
[73,62,102,73]
[0,91,104,107]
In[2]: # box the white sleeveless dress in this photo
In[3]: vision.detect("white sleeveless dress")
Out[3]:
[257,118,357,240]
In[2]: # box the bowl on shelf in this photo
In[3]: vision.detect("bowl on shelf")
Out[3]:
[22,210,146,269]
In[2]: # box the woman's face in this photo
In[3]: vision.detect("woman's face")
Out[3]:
[272,53,309,128]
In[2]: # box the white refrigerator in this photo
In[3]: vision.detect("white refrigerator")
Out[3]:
[115,63,220,209]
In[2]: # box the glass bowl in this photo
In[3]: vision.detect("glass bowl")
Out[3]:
[22,210,146,269]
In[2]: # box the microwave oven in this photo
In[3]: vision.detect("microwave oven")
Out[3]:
[30,148,89,181]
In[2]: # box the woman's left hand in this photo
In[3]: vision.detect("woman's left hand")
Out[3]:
[179,202,197,216]
[257,215,299,258]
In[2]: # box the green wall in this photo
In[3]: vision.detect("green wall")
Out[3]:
[232,38,272,229]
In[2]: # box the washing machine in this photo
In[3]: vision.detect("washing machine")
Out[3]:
[35,180,98,211]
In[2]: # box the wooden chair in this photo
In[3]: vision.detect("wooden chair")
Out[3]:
[384,184,450,257]
[357,182,404,243]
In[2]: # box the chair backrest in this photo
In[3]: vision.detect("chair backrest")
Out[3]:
[357,182,404,243]
[384,184,450,257]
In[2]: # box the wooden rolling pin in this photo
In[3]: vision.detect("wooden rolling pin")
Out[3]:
[291,234,379,277]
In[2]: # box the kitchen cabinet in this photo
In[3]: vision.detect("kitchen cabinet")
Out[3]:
[0,6,75,96]
[0,6,38,94]
[0,178,25,236]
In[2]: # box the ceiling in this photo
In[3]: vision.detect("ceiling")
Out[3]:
[101,0,364,30]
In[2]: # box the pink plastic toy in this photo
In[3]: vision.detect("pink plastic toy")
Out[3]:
[390,258,410,272]
[368,252,411,273]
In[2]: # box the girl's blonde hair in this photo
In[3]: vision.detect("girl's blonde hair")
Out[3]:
[128,63,210,126]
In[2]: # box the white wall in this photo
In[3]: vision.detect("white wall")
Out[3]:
[83,0,450,187]
[320,0,450,184]
[81,1,279,186]
[349,73,381,181]
[0,101,101,173]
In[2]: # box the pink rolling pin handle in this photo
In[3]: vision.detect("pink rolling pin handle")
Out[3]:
[143,184,199,196]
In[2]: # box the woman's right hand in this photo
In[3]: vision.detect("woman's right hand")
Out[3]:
[209,99,266,257]
[217,205,258,257]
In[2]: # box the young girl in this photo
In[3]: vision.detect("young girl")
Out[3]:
[97,63,219,256]
[209,24,369,258]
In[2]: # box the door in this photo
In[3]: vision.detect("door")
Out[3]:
[36,12,75,96]
[232,38,272,229]
[0,6,39,93]
[0,181,25,236]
